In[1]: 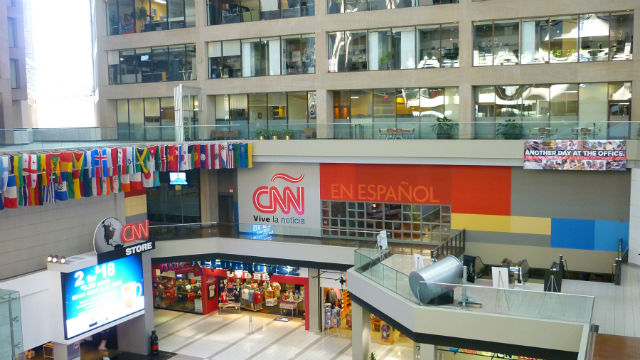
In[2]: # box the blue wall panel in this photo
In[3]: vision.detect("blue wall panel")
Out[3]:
[594,220,629,252]
[550,218,595,250]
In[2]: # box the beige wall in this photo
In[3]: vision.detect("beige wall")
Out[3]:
[95,0,640,130]
[0,0,29,129]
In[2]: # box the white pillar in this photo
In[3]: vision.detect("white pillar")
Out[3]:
[117,252,155,354]
[629,168,640,265]
[307,268,321,332]
[414,343,436,360]
[351,302,371,360]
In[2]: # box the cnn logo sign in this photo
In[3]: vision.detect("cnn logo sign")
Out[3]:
[121,220,149,243]
[252,173,305,215]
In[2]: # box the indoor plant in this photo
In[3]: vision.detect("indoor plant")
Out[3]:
[282,129,295,140]
[271,129,281,140]
[255,128,270,140]
[431,116,458,139]
[496,118,524,139]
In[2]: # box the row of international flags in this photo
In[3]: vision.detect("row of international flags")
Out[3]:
[0,142,253,210]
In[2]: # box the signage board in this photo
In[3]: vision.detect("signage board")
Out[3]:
[61,255,144,339]
[524,140,626,171]
[94,217,154,263]
[238,163,321,236]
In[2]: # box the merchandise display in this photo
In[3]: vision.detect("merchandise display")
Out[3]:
[322,288,352,332]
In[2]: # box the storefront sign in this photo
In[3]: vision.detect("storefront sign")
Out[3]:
[524,140,626,171]
[93,217,155,263]
[61,255,144,339]
[238,163,321,235]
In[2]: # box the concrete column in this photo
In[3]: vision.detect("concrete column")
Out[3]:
[351,302,371,360]
[52,342,81,360]
[316,90,333,139]
[307,268,321,332]
[629,168,640,265]
[200,169,219,223]
[413,343,436,360]
[117,252,155,355]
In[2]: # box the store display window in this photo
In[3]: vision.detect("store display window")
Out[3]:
[153,263,206,314]
[323,288,352,333]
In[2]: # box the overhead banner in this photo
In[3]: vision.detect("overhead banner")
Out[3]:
[524,140,626,171]
[94,217,154,263]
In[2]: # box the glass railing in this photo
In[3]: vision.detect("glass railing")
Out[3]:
[0,289,22,360]
[353,248,595,325]
[0,120,638,148]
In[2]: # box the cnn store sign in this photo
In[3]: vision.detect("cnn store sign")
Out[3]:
[238,163,320,234]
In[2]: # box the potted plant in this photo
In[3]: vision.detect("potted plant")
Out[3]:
[135,2,148,32]
[282,129,295,140]
[496,118,524,139]
[431,116,458,139]
[369,352,377,360]
[255,128,270,140]
[271,129,281,140]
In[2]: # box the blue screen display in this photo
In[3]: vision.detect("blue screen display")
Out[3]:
[62,255,144,339]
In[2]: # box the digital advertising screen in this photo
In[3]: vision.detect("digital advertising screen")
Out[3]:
[61,255,144,339]
[169,172,188,185]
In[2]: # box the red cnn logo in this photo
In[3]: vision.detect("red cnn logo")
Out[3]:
[252,173,305,215]
[121,220,150,243]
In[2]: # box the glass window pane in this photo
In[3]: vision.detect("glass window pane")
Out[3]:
[301,34,315,73]
[578,83,607,140]
[328,0,341,14]
[129,99,145,140]
[522,84,550,137]
[215,95,230,123]
[473,22,493,66]
[106,0,120,35]
[368,29,391,71]
[185,0,196,27]
[418,25,441,68]
[608,82,632,139]
[119,49,138,84]
[168,0,186,29]
[288,92,309,135]
[495,86,523,139]
[223,40,242,78]
[610,12,633,61]
[230,94,248,138]
[268,92,287,132]
[261,0,280,20]
[108,51,120,84]
[373,89,396,136]
[579,14,609,62]
[521,18,549,64]
[160,97,175,141]
[475,86,495,138]
[420,88,445,139]
[344,0,367,12]
[243,0,260,21]
[8,17,16,48]
[397,88,419,136]
[144,98,161,140]
[346,31,367,71]
[282,35,302,74]
[444,86,459,123]
[208,0,222,25]
[185,44,196,80]
[242,38,263,77]
[350,89,373,139]
[137,47,152,82]
[328,32,345,72]
[221,0,244,24]
[550,83,578,137]
[281,0,301,18]
[550,16,578,63]
[493,21,519,65]
[333,90,350,138]
[308,92,317,128]
[118,0,135,34]
[209,42,223,78]
[145,0,168,31]
[117,99,130,140]
[441,24,459,68]
[392,27,416,70]
[249,93,268,138]
[265,37,281,76]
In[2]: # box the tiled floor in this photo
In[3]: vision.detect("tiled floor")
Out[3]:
[155,309,413,360]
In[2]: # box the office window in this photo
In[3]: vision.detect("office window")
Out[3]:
[265,37,282,76]
[417,25,440,68]
[117,99,130,140]
[282,34,315,74]
[493,21,519,65]
[106,0,194,35]
[208,42,223,78]
[223,41,242,78]
[607,82,632,139]
[208,0,311,25]
[610,12,633,61]
[144,98,161,140]
[242,39,264,77]
[474,86,495,138]
[249,93,268,138]
[549,16,578,63]
[579,14,609,62]
[473,22,493,66]
[368,29,391,70]
[392,27,416,69]
[522,84,550,136]
[110,44,195,84]
[373,89,396,135]
[10,59,18,89]
[8,17,16,48]
[440,24,459,68]
[521,18,549,64]
[328,31,367,72]
[328,0,455,14]
[108,51,120,85]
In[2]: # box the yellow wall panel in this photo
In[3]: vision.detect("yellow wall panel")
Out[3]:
[451,213,510,233]
[510,216,551,235]
[124,194,147,217]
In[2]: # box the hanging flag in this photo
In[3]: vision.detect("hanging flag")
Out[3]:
[54,181,69,201]
[11,155,23,206]
[199,144,207,169]
[240,144,248,168]
[247,143,253,168]
[0,156,8,194]
[72,152,84,199]
[160,145,168,172]
[60,152,73,173]
[4,174,18,208]
[192,145,200,169]
[48,153,61,183]
[101,148,110,177]
[112,173,120,194]
[111,148,119,176]
[42,177,55,205]
[180,145,190,170]
[168,145,179,171]
[130,172,142,191]
[219,144,227,169]
[40,154,48,186]
[233,144,241,169]
[120,172,131,193]
[142,146,157,188]
[226,143,235,169]
[83,150,93,198]
[135,147,148,174]
[90,149,101,178]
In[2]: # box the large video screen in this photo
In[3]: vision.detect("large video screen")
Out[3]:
[62,255,144,339]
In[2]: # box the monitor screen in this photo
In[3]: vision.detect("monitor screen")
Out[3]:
[169,172,187,185]
[61,255,144,339]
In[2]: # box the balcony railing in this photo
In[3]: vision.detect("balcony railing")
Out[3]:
[0,120,638,148]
